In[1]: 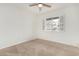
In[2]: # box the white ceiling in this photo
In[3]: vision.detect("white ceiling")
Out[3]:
[16,3,77,14]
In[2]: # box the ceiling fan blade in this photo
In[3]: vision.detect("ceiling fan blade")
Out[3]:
[29,3,38,7]
[42,4,51,8]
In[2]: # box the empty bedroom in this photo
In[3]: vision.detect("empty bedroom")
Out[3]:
[0,3,79,56]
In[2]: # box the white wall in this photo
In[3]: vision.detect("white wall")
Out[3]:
[35,4,79,47]
[0,4,35,49]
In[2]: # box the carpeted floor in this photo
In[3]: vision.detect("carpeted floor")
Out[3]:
[0,39,79,56]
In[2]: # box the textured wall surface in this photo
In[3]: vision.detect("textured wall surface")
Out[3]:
[34,4,79,47]
[0,4,35,49]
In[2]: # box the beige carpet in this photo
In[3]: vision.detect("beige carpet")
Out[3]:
[0,39,79,56]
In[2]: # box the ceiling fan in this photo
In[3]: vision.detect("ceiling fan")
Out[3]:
[29,3,52,11]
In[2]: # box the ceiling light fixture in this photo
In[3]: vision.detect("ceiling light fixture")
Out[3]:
[29,3,51,11]
[38,3,43,11]
[38,3,43,7]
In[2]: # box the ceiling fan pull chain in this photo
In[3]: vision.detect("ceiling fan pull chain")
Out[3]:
[39,7,42,11]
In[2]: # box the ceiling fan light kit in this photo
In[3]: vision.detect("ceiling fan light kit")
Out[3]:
[29,3,52,11]
[38,3,43,7]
